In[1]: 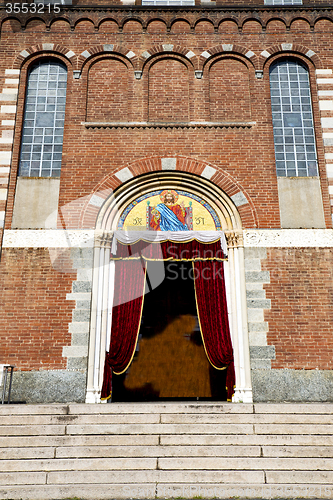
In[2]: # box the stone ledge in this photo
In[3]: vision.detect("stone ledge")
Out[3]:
[82,121,256,130]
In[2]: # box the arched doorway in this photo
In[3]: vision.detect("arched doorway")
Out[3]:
[85,171,253,403]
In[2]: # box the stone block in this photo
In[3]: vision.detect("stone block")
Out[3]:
[250,346,275,359]
[247,298,271,309]
[67,423,254,435]
[0,447,54,460]
[8,371,86,404]
[72,281,92,293]
[77,268,93,281]
[252,370,333,402]
[11,178,60,229]
[249,331,267,346]
[76,300,91,310]
[246,289,266,299]
[250,359,271,369]
[247,309,264,322]
[244,258,262,271]
[248,321,269,333]
[67,357,88,370]
[72,309,91,322]
[266,470,333,484]
[278,177,325,229]
[245,271,270,283]
[244,247,267,259]
[62,346,88,358]
[71,331,89,346]
[0,472,46,485]
[69,321,90,334]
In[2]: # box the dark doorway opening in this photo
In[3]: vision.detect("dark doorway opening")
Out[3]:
[112,261,227,402]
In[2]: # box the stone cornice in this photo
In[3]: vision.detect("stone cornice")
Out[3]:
[2,228,333,248]
[0,5,332,31]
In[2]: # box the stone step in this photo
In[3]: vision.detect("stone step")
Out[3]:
[66,423,255,435]
[1,412,333,425]
[1,457,333,472]
[1,445,262,459]
[2,433,333,448]
[1,483,332,500]
[1,403,333,499]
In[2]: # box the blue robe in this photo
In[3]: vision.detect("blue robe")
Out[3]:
[156,203,188,231]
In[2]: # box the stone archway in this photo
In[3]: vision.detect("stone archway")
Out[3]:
[85,170,253,403]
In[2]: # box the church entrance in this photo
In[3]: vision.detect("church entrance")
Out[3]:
[112,261,227,402]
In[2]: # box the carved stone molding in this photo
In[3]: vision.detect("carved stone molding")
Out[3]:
[243,229,333,248]
[2,229,95,248]
[225,230,244,248]
[94,230,113,248]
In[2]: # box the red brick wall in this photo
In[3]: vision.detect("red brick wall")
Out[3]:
[0,249,76,370]
[209,58,251,121]
[87,58,129,122]
[263,248,333,370]
[148,58,189,122]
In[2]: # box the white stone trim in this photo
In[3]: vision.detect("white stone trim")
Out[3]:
[244,229,333,247]
[305,50,315,59]
[1,120,15,126]
[20,50,30,58]
[81,50,91,59]
[2,229,95,248]
[245,51,255,59]
[261,50,270,58]
[5,69,20,76]
[126,51,136,59]
[162,44,174,52]
[317,78,333,85]
[321,117,333,128]
[316,69,332,75]
[65,50,75,59]
[201,51,210,59]
[281,43,292,51]
[115,167,134,183]
[89,194,105,208]
[43,43,55,51]
[201,165,216,180]
[0,105,16,114]
[142,51,151,59]
[222,44,233,52]
[185,51,195,59]
[5,79,19,86]
[319,91,333,97]
[62,346,88,357]
[0,152,12,165]
[161,157,176,170]
[319,101,333,111]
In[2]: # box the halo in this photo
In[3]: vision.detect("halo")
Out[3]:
[160,189,179,203]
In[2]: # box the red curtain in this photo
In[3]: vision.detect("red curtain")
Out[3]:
[101,259,146,400]
[192,260,235,401]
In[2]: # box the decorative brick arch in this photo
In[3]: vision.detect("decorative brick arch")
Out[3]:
[78,44,138,72]
[79,156,258,229]
[120,16,144,31]
[139,44,199,70]
[259,43,322,70]
[13,44,76,69]
[199,44,259,71]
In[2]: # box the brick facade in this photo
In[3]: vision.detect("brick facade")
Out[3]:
[0,1,333,402]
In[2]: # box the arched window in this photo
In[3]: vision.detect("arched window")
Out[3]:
[19,59,67,178]
[269,59,318,177]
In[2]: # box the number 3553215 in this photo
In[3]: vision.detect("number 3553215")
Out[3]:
[6,3,61,13]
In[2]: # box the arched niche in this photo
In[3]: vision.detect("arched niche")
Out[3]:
[86,171,253,405]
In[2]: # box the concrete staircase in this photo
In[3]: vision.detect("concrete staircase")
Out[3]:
[0,402,333,499]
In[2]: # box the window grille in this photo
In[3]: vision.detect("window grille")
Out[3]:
[142,0,195,6]
[264,0,302,5]
[19,60,67,178]
[269,59,318,177]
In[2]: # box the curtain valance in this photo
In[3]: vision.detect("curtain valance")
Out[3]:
[111,230,228,261]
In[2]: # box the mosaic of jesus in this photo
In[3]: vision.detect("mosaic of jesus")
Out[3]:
[118,189,221,231]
